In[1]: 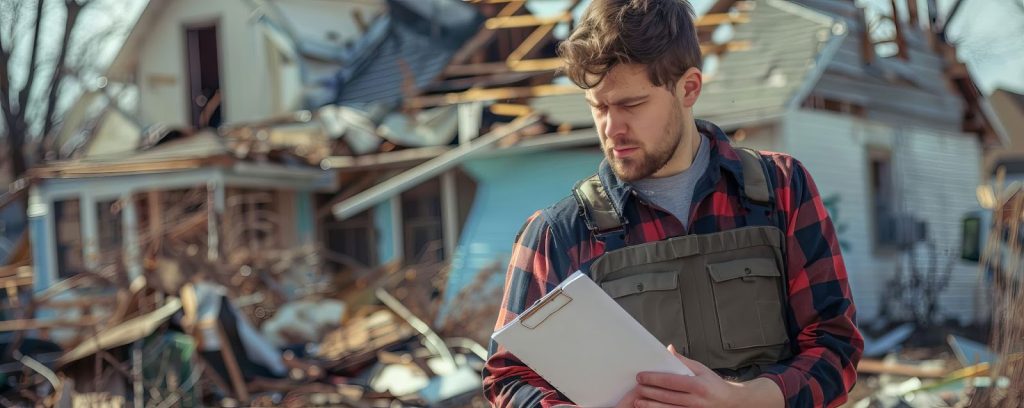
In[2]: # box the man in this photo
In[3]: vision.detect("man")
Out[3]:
[482,0,863,407]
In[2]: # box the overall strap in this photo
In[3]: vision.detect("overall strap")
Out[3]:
[574,148,777,250]
[735,147,777,227]
[573,175,627,251]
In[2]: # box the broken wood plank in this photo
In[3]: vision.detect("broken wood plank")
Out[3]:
[405,85,580,109]
[508,58,563,72]
[507,21,557,64]
[2,295,117,312]
[425,71,537,93]
[485,13,572,30]
[448,1,527,66]
[443,40,751,77]
[701,40,753,55]
[0,317,104,332]
[0,267,32,287]
[489,103,533,117]
[695,13,750,27]
[215,324,251,403]
[319,146,451,171]
[31,156,234,179]
[857,358,949,378]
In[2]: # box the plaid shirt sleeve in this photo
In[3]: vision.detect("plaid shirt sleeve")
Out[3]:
[482,211,579,408]
[757,157,864,407]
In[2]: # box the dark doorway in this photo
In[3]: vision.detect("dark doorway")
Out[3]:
[185,25,223,128]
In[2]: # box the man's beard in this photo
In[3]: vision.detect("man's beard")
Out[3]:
[604,109,684,182]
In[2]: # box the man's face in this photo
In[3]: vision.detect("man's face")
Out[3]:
[585,64,688,182]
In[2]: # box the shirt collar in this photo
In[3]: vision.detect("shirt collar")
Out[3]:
[596,119,745,215]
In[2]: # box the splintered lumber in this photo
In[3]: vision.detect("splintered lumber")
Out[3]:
[485,13,572,30]
[0,317,104,332]
[318,309,416,371]
[856,358,949,378]
[406,86,579,109]
[448,1,528,66]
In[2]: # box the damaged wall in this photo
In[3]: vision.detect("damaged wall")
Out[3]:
[132,0,384,127]
[440,150,603,321]
[136,0,265,126]
[782,109,983,324]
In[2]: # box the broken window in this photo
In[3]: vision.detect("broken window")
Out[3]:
[186,24,223,128]
[403,179,444,263]
[803,94,866,118]
[870,150,897,250]
[54,199,84,279]
[323,209,378,270]
[95,199,124,272]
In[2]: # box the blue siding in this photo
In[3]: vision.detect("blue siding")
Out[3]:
[374,199,397,264]
[29,211,51,293]
[295,192,315,245]
[0,200,25,264]
[439,150,603,321]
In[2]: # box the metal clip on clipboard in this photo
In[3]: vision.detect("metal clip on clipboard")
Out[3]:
[520,289,573,330]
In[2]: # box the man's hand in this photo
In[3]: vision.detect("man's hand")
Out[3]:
[631,345,784,408]
[615,385,641,408]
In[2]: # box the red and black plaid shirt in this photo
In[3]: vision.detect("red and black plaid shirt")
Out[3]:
[483,120,863,407]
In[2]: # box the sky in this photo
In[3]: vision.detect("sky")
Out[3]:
[10,0,1024,130]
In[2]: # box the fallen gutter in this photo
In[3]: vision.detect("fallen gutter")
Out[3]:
[376,287,456,369]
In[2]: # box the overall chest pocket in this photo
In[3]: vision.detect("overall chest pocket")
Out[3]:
[707,258,788,351]
[600,271,686,348]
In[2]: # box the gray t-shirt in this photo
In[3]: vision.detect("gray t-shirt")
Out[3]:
[629,134,710,229]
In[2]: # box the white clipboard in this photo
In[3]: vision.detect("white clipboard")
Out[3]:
[492,271,694,407]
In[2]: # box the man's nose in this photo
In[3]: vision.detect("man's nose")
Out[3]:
[604,109,627,140]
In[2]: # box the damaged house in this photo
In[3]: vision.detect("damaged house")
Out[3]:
[0,0,1012,404]
[985,88,1024,183]
[432,0,1007,329]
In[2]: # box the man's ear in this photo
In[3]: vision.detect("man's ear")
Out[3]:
[675,67,703,108]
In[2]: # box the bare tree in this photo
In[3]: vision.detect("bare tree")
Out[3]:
[0,0,111,181]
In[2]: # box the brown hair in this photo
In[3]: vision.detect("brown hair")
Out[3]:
[558,0,703,90]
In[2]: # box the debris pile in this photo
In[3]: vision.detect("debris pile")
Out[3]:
[0,242,502,407]
[849,177,1024,408]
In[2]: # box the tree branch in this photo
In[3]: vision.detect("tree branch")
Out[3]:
[39,0,87,158]
[1,0,26,52]
[0,21,14,128]
[17,0,45,115]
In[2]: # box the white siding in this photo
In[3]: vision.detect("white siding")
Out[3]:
[897,126,984,324]
[138,0,273,127]
[781,110,983,324]
[731,124,783,153]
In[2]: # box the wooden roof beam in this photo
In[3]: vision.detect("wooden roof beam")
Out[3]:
[405,85,581,110]
[507,20,557,64]
[443,41,751,77]
[448,1,527,67]
[485,13,572,30]
[695,13,751,27]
